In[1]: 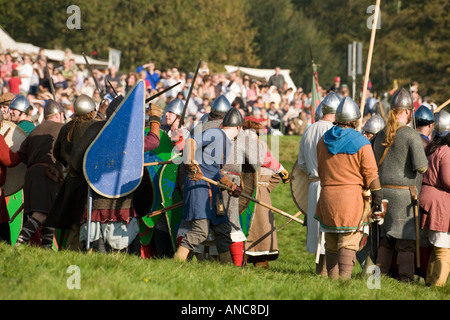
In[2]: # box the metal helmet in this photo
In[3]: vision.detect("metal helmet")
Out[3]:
[44,100,65,119]
[9,95,31,114]
[335,97,361,122]
[321,91,341,114]
[434,109,450,136]
[390,88,413,110]
[73,94,96,116]
[414,105,435,126]
[211,95,231,113]
[315,103,323,122]
[165,98,184,117]
[222,108,244,127]
[199,113,209,123]
[362,114,385,135]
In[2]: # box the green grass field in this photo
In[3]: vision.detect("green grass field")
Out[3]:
[1,135,449,301]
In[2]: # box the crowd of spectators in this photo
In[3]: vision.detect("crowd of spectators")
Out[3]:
[1,48,400,136]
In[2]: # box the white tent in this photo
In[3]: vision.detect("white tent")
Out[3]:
[224,65,296,91]
[0,26,109,68]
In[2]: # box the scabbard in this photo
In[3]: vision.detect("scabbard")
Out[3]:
[408,185,421,268]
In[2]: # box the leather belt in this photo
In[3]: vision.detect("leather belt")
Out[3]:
[381,185,409,189]
[27,162,49,169]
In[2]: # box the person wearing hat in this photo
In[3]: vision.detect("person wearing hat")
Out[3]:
[362,113,385,142]
[161,98,189,151]
[0,92,15,121]
[415,105,435,149]
[9,95,35,135]
[373,88,428,282]
[314,97,381,280]
[15,100,65,248]
[174,107,243,264]
[0,109,22,243]
[419,110,450,286]
[297,91,340,276]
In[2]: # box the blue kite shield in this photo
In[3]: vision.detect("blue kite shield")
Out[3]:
[83,80,145,198]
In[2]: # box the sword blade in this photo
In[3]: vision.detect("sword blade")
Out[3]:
[82,52,104,100]
[145,82,181,104]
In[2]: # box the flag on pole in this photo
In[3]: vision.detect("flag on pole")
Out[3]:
[311,62,321,123]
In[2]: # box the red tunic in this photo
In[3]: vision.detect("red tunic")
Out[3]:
[420,145,450,233]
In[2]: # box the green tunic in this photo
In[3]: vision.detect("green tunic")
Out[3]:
[17,120,35,135]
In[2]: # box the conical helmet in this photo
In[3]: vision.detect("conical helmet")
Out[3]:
[315,103,323,122]
[321,91,341,114]
[211,95,231,113]
[362,114,385,135]
[222,108,244,127]
[391,88,413,110]
[434,109,450,136]
[335,97,361,122]
[73,94,96,116]
[9,95,31,113]
[44,100,65,119]
[165,98,184,117]
[414,105,435,125]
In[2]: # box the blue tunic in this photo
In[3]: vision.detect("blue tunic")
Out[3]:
[182,128,231,225]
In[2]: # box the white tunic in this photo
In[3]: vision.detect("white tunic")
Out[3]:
[297,120,334,254]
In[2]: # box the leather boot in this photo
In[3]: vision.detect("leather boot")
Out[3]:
[427,247,450,287]
[174,246,191,262]
[316,254,327,277]
[218,251,233,265]
[376,244,394,275]
[338,248,356,280]
[397,251,415,282]
[326,251,339,280]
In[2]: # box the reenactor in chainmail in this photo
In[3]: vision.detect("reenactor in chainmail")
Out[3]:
[373,88,428,282]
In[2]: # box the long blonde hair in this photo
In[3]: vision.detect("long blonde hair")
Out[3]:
[382,109,403,147]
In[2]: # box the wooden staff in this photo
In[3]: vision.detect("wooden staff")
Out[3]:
[277,211,303,231]
[433,98,450,114]
[201,176,304,225]
[144,160,175,167]
[358,0,381,131]
[146,201,183,218]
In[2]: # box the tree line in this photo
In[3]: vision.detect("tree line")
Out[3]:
[1,0,448,103]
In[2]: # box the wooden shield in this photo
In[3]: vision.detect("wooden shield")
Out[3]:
[6,191,23,245]
[83,80,145,198]
[1,121,27,196]
[238,163,257,215]
[141,129,183,250]
[290,160,310,216]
